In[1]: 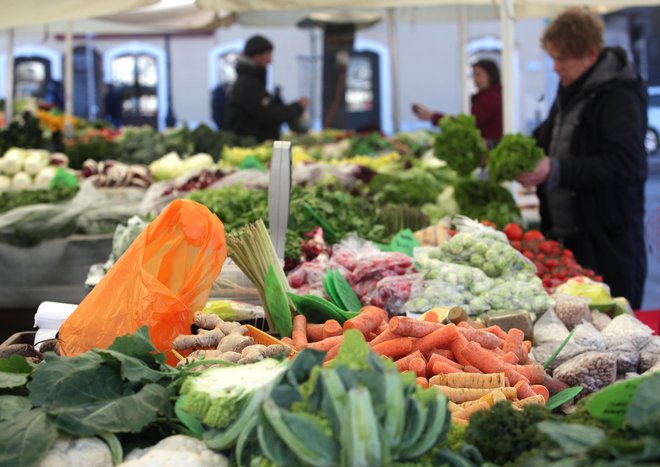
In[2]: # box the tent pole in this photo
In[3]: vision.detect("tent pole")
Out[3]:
[86,33,96,121]
[387,8,399,134]
[64,21,74,136]
[459,5,469,114]
[500,0,516,134]
[5,28,14,128]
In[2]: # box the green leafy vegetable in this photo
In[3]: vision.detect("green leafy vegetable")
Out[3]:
[546,386,584,410]
[0,186,78,214]
[433,115,485,177]
[330,270,362,312]
[0,409,58,467]
[487,133,543,183]
[0,354,35,388]
[265,265,294,338]
[536,421,606,455]
[453,179,521,227]
[626,373,660,433]
[0,395,32,421]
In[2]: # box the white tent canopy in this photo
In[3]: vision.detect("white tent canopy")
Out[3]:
[0,0,159,30]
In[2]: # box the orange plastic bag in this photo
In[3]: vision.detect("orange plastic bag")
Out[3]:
[59,199,226,364]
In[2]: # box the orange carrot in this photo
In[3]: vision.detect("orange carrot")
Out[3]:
[416,377,429,388]
[409,357,427,378]
[322,319,343,339]
[427,353,463,375]
[369,329,399,347]
[501,351,520,365]
[457,321,476,329]
[292,314,308,349]
[394,350,425,372]
[424,311,439,323]
[431,361,462,375]
[449,333,471,367]
[306,335,344,352]
[531,385,550,402]
[366,332,381,342]
[372,337,415,360]
[522,340,532,352]
[457,326,501,349]
[323,342,342,363]
[460,341,505,374]
[503,328,525,360]
[503,365,530,386]
[343,306,387,336]
[511,364,545,385]
[413,324,459,353]
[485,325,508,341]
[519,343,530,365]
[280,336,294,347]
[488,346,506,356]
[514,380,536,399]
[375,320,388,334]
[425,348,455,361]
[464,365,483,374]
[389,316,442,337]
[305,323,324,342]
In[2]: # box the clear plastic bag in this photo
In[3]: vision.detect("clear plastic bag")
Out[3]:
[531,309,584,370]
[553,351,618,395]
[402,279,481,316]
[0,180,142,246]
[602,314,654,373]
[553,293,592,330]
[363,273,423,315]
[432,215,536,279]
[418,257,494,296]
[481,280,554,315]
[639,336,660,373]
[85,216,149,290]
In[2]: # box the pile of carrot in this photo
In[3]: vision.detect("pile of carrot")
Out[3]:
[281,306,569,423]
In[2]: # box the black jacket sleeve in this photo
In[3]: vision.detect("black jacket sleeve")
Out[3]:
[239,81,303,126]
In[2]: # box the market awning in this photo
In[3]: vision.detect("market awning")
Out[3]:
[0,0,159,30]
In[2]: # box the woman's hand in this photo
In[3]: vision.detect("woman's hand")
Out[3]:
[412,103,434,121]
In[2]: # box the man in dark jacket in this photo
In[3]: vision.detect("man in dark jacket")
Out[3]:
[227,35,308,142]
[518,8,648,308]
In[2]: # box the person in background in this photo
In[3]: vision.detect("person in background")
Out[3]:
[413,59,503,145]
[103,83,123,128]
[517,8,648,308]
[227,35,308,142]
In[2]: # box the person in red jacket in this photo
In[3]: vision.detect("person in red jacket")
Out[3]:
[413,59,503,145]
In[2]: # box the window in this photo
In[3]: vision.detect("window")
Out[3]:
[217,51,239,86]
[110,53,158,126]
[14,58,49,100]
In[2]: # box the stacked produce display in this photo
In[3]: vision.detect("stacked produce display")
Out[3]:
[0,109,658,467]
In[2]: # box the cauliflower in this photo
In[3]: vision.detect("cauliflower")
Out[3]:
[119,435,227,467]
[179,358,287,429]
[38,437,112,467]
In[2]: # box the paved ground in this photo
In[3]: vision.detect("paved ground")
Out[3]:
[643,153,660,310]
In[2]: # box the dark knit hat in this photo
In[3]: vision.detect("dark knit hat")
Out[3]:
[243,35,274,57]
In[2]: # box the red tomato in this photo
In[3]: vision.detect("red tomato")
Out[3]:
[503,223,524,242]
[545,258,559,269]
[523,230,545,242]
[481,220,498,229]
